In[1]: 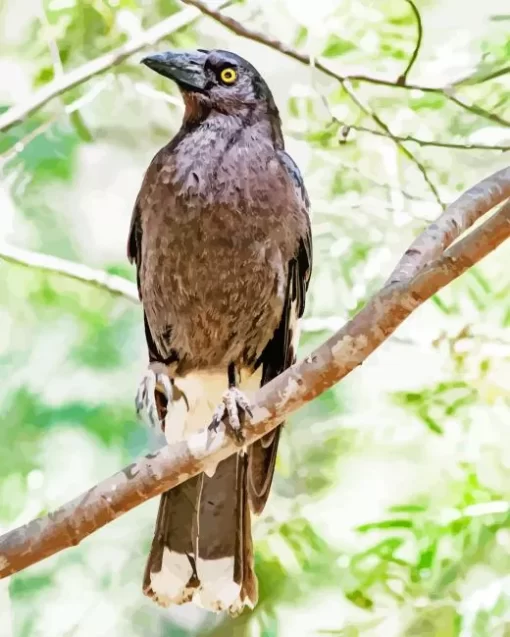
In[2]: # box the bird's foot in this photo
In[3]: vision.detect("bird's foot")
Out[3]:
[135,368,173,432]
[208,387,253,444]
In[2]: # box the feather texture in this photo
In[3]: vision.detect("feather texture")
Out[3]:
[129,49,312,615]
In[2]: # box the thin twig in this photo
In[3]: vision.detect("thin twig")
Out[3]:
[0,243,375,336]
[0,243,139,302]
[452,65,510,87]
[1,0,507,134]
[2,190,510,579]
[320,88,444,207]
[337,123,510,151]
[37,0,64,78]
[396,0,423,86]
[180,0,510,130]
[0,5,221,133]
[447,93,510,128]
[340,80,445,209]
[0,79,111,167]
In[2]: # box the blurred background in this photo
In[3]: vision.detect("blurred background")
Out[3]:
[1,0,510,635]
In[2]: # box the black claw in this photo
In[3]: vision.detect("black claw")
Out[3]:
[208,418,221,434]
[232,428,245,446]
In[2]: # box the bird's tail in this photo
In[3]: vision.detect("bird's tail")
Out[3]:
[143,450,258,616]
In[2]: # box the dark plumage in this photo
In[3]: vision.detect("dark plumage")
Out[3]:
[128,49,312,615]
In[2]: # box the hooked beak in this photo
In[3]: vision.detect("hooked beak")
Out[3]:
[141,50,208,92]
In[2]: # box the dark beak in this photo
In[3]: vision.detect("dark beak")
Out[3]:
[141,50,208,92]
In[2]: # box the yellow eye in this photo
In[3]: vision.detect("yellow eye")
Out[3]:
[219,67,237,84]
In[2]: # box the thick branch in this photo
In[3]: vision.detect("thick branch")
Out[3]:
[1,188,510,579]
[4,167,510,320]
[387,166,510,284]
[0,6,205,133]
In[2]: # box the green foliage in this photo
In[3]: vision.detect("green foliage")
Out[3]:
[2,0,510,635]
[322,36,357,59]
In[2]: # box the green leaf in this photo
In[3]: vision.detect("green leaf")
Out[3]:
[345,589,374,610]
[1,118,80,184]
[322,35,356,58]
[357,519,414,533]
[419,410,444,435]
[69,110,93,142]
[389,504,427,514]
[294,25,308,48]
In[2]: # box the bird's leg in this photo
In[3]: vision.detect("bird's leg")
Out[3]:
[135,363,174,432]
[208,363,253,444]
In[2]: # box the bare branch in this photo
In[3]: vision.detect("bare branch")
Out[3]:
[0,244,367,336]
[339,81,445,209]
[320,79,444,207]
[1,181,509,579]
[0,79,111,167]
[37,0,64,79]
[453,65,510,87]
[338,122,510,152]
[446,93,510,128]
[0,243,139,303]
[180,0,510,130]
[1,0,506,136]
[396,0,423,86]
[4,169,510,333]
[0,6,211,133]
[387,166,510,284]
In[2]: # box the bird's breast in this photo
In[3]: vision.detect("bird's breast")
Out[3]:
[141,199,288,369]
[140,130,301,369]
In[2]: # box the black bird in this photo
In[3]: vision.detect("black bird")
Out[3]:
[128,49,312,615]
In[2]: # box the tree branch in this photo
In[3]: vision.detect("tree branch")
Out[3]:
[0,5,217,133]
[0,79,111,166]
[337,122,510,152]
[396,0,423,86]
[180,0,510,130]
[0,244,365,336]
[2,0,507,136]
[453,65,510,87]
[1,172,510,579]
[339,80,445,208]
[4,167,510,316]
[446,93,510,128]
[387,166,510,284]
[0,243,139,303]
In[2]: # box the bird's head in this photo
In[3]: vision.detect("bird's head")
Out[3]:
[141,48,280,127]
